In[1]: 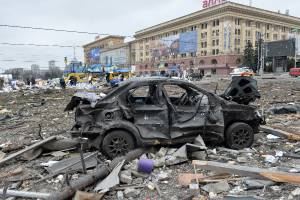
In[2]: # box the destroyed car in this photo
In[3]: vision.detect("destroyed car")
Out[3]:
[66,77,263,158]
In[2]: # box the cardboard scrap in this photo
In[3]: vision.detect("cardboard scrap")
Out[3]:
[178,173,204,186]
[74,191,105,200]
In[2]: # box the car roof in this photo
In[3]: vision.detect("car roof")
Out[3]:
[123,77,190,85]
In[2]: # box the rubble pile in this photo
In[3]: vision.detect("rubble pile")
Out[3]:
[0,76,299,200]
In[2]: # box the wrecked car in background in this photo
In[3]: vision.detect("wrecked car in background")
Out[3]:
[65,77,263,158]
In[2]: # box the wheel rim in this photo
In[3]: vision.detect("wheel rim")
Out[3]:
[232,128,251,148]
[107,137,130,157]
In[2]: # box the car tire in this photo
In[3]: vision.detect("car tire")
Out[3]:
[225,122,254,150]
[102,130,135,158]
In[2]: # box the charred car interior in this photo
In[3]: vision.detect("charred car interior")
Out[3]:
[65,77,263,158]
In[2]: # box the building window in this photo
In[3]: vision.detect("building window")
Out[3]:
[173,31,178,35]
[140,52,143,57]
[274,26,279,31]
[201,23,208,29]
[235,18,241,25]
[201,32,207,39]
[216,30,219,36]
[212,40,215,46]
[190,52,196,57]
[266,24,270,30]
[211,68,217,74]
[216,39,219,46]
[165,33,170,37]
[273,34,278,40]
[213,19,219,27]
[212,49,215,55]
[235,29,241,35]
[191,26,197,31]
[246,30,251,37]
[146,52,149,56]
[246,20,251,27]
[181,28,187,33]
[282,35,286,40]
[181,53,187,58]
[256,22,261,29]
[266,33,270,39]
[199,60,205,65]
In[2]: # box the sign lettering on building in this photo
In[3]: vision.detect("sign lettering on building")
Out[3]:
[202,0,227,9]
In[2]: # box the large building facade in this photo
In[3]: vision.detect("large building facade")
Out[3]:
[133,2,300,75]
[83,36,126,66]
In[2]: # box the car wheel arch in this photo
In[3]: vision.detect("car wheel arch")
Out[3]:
[100,122,142,146]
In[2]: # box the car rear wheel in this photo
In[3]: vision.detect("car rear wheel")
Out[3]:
[225,122,254,150]
[102,130,135,158]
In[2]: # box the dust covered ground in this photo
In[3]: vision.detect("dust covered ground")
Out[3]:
[0,75,299,200]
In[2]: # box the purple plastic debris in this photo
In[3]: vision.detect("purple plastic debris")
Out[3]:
[138,158,154,174]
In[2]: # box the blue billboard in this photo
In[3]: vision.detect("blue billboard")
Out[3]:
[179,31,197,53]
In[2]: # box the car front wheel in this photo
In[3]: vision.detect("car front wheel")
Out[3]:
[225,122,254,150]
[102,130,135,158]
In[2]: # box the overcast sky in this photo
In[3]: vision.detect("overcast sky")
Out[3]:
[0,0,299,71]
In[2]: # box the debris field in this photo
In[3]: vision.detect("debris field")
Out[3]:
[0,75,299,200]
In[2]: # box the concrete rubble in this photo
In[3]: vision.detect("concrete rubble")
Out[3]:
[0,76,299,199]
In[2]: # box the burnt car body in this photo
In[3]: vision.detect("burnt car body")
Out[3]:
[66,77,263,158]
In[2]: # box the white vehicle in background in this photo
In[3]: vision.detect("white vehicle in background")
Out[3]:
[230,67,255,77]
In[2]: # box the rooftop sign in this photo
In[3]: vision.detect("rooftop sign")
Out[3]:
[202,0,227,9]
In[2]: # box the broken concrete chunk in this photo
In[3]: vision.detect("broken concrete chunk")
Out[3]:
[291,188,300,196]
[244,179,276,190]
[218,147,240,155]
[189,183,199,190]
[202,181,230,194]
[131,170,150,179]
[132,177,143,185]
[156,171,169,181]
[156,147,168,157]
[0,151,5,161]
[124,188,140,198]
[153,157,166,168]
[237,157,248,163]
[22,148,43,161]
[120,171,133,184]
[117,191,124,200]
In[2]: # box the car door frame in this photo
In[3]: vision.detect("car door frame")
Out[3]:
[161,82,212,139]
[125,82,170,140]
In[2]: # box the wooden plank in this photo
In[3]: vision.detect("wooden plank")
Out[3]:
[192,160,300,184]
[260,172,300,184]
[260,126,300,141]
[0,136,57,166]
